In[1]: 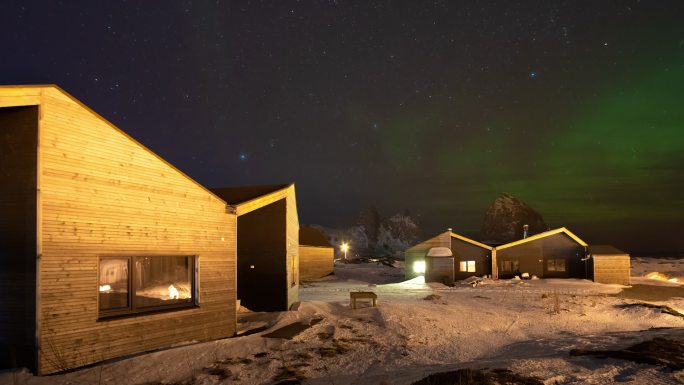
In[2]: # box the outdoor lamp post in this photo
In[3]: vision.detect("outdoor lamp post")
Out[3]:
[341,242,349,261]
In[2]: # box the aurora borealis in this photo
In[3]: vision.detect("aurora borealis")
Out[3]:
[1,1,682,252]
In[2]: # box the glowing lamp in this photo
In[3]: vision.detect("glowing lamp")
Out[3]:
[341,242,349,260]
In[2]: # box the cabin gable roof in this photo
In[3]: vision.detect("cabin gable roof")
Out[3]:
[299,227,332,248]
[450,232,493,250]
[211,183,294,216]
[0,84,230,207]
[496,227,588,250]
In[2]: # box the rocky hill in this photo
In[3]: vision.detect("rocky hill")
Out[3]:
[480,192,548,244]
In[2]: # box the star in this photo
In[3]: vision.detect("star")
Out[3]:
[239,153,247,161]
[529,70,537,79]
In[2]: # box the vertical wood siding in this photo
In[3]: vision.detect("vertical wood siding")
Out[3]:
[33,87,236,374]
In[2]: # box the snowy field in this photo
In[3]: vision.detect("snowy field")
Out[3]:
[3,257,684,385]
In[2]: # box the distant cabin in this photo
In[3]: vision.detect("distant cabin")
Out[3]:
[0,85,236,374]
[495,227,588,279]
[211,184,299,312]
[405,230,493,282]
[588,245,631,285]
[298,227,334,280]
[404,226,631,284]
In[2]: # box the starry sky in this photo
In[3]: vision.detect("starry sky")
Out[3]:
[1,1,683,253]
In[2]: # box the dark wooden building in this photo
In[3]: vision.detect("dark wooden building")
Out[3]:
[494,227,588,279]
[588,245,631,285]
[211,184,299,312]
[0,85,236,374]
[299,226,334,280]
[450,232,494,281]
[405,230,493,281]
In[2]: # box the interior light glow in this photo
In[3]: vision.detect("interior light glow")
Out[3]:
[413,260,426,274]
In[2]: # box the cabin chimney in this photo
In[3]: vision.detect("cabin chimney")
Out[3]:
[523,224,529,239]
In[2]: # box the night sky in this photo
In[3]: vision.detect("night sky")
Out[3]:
[1,1,683,253]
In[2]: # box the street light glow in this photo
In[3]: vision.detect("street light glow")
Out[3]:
[341,242,349,261]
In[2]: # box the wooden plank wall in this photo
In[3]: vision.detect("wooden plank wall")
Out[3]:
[285,186,300,309]
[0,106,38,372]
[593,255,631,285]
[403,231,451,279]
[36,87,236,374]
[299,245,334,280]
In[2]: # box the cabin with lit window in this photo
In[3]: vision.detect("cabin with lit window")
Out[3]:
[299,226,334,280]
[211,184,299,312]
[495,227,588,279]
[404,230,493,282]
[0,85,237,375]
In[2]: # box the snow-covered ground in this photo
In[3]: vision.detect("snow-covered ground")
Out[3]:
[631,256,684,286]
[3,257,684,385]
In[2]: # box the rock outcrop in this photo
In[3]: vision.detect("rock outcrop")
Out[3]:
[480,192,547,244]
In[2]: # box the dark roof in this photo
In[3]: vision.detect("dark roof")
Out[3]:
[590,245,629,255]
[299,227,332,247]
[210,184,290,205]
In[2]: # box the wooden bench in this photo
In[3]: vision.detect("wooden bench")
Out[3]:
[350,291,377,309]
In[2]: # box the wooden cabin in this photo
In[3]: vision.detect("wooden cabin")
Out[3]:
[588,245,631,285]
[495,227,588,279]
[211,184,299,312]
[404,230,493,281]
[299,226,334,280]
[0,85,236,375]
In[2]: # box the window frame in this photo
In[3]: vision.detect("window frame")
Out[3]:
[546,258,566,272]
[98,255,198,319]
[502,260,520,272]
[459,260,477,273]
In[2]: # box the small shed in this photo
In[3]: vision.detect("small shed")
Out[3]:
[0,85,236,374]
[299,226,334,280]
[211,184,299,312]
[589,245,631,285]
[425,247,454,284]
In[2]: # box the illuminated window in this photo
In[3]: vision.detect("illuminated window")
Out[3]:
[99,256,196,318]
[502,260,519,272]
[99,258,129,312]
[413,260,426,274]
[547,259,566,272]
[459,260,476,272]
